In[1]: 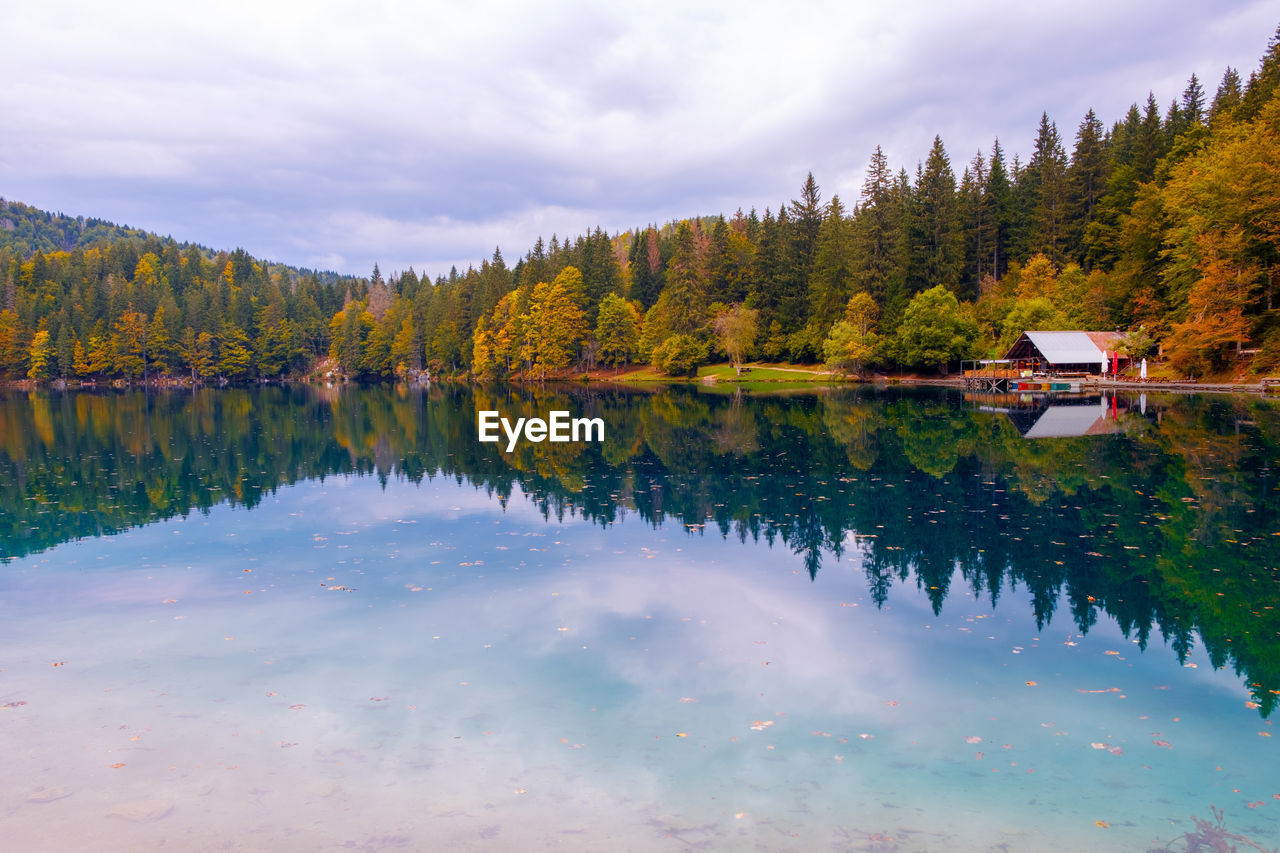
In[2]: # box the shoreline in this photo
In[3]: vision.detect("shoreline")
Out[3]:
[4,372,1277,396]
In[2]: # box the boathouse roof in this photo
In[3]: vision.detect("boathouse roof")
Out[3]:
[1003,331,1126,365]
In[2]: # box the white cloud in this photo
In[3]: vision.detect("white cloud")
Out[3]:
[2,0,1274,274]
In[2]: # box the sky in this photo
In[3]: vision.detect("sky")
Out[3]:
[2,1,1275,279]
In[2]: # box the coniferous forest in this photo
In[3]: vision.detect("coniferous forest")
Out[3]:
[3,28,1280,384]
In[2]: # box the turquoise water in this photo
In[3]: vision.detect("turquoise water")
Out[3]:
[1,385,1277,850]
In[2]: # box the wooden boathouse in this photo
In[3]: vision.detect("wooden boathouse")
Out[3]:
[964,331,1129,390]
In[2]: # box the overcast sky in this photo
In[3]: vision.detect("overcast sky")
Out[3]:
[2,1,1275,278]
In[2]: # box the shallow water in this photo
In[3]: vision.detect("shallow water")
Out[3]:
[1,384,1277,851]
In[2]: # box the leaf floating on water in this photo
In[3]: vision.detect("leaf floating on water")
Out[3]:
[110,763,125,769]
[964,736,983,744]
[678,697,698,704]
[1153,739,1172,748]
[1095,820,1110,828]
[675,732,688,738]
[858,733,874,740]
[1025,681,1038,686]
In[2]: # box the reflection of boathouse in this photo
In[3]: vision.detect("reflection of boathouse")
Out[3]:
[987,395,1128,438]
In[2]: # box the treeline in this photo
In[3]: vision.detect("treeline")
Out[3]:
[3,384,1278,715]
[2,28,1279,382]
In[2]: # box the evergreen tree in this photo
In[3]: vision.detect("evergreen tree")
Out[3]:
[808,195,855,331]
[986,139,1013,281]
[1066,109,1109,266]
[914,136,962,293]
[1026,114,1070,264]
[851,146,899,303]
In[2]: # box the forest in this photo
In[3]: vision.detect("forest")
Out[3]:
[1,28,1279,383]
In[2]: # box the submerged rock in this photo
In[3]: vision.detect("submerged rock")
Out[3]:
[26,786,74,803]
[106,799,173,822]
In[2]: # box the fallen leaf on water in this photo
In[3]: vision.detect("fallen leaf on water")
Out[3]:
[679,697,698,704]
[1096,820,1110,828]
[858,733,874,740]
[1260,732,1272,737]
[675,732,688,738]
[734,812,745,819]
[1153,739,1172,748]
[1026,681,1038,686]
[110,763,125,769]
[965,736,982,744]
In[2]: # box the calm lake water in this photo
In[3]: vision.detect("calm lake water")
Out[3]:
[1,384,1278,851]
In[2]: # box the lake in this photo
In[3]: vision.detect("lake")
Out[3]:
[1,384,1277,851]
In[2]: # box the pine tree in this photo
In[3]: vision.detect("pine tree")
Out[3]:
[1066,109,1109,266]
[986,140,1013,280]
[808,195,855,331]
[915,136,962,293]
[852,146,898,303]
[1025,114,1070,264]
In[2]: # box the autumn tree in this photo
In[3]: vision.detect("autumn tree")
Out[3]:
[823,293,880,377]
[26,329,52,381]
[713,304,759,375]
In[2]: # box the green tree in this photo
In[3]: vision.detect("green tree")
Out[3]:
[594,293,641,367]
[894,285,978,371]
[911,136,962,295]
[147,306,172,375]
[651,333,707,377]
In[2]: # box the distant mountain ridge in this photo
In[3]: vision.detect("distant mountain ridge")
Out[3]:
[0,197,354,288]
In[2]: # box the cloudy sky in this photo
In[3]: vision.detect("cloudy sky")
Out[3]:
[3,1,1274,278]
